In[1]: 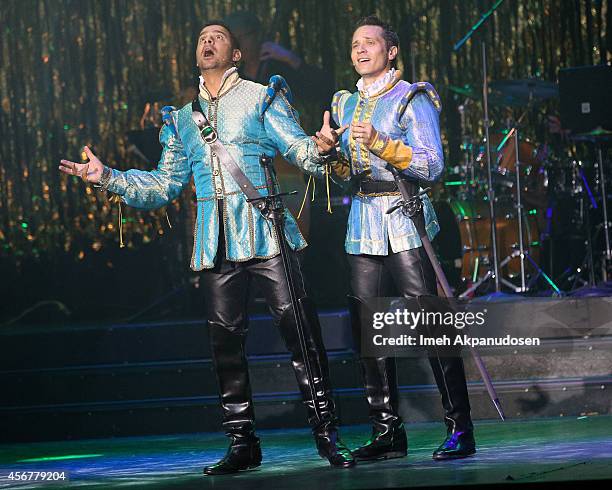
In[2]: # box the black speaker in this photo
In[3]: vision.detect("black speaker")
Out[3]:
[559,65,612,133]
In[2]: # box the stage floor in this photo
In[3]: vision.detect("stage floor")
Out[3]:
[1,416,611,489]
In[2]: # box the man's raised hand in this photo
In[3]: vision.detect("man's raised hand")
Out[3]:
[59,146,105,184]
[350,121,378,148]
[313,111,347,155]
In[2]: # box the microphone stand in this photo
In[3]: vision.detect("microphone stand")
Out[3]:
[454,0,505,294]
[596,143,611,274]
[247,155,323,424]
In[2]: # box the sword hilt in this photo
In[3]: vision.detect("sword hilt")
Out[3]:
[255,154,298,216]
[386,187,431,217]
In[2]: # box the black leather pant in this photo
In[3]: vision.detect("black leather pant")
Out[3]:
[201,231,337,438]
[348,247,473,433]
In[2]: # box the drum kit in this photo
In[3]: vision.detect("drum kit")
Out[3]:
[434,78,612,297]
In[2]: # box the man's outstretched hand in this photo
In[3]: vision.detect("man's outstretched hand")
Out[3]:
[260,41,302,70]
[59,146,105,184]
[312,111,347,155]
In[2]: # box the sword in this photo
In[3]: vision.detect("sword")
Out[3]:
[386,166,506,421]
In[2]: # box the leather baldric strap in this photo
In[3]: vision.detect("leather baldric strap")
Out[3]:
[191,99,266,210]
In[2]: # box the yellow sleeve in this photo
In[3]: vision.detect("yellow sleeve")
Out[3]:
[369,131,413,171]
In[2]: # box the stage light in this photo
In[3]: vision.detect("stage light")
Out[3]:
[17,454,104,463]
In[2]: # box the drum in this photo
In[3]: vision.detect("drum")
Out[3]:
[434,197,541,286]
[490,133,540,175]
[487,133,545,196]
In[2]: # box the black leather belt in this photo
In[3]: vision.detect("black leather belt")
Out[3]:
[357,180,399,195]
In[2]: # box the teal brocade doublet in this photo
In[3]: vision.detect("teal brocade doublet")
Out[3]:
[332,78,444,256]
[105,77,324,270]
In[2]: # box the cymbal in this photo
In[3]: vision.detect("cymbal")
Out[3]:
[448,84,525,107]
[490,79,558,100]
[571,127,612,142]
[449,84,478,98]
[577,127,612,136]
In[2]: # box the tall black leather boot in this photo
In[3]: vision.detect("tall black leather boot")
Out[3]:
[203,432,262,475]
[278,297,355,468]
[203,323,262,475]
[348,296,407,461]
[428,353,476,460]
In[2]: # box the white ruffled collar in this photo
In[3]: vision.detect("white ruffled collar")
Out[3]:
[356,68,397,98]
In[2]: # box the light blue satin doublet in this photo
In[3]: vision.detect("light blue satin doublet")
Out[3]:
[105,78,324,270]
[331,79,444,256]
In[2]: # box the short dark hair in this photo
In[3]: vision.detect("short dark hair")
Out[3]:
[354,15,399,67]
[200,21,241,51]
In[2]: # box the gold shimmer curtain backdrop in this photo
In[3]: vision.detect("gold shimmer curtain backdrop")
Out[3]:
[0,0,609,263]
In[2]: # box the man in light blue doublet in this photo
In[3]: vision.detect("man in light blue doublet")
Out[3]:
[321,16,476,462]
[59,21,354,473]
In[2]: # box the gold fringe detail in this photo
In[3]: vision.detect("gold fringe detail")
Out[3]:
[356,191,401,198]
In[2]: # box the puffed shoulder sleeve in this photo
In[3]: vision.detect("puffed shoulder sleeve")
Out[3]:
[262,83,325,179]
[331,90,351,127]
[370,82,444,182]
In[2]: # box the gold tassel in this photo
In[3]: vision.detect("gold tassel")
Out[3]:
[117,201,125,248]
[325,163,333,214]
[108,194,125,248]
[297,165,334,219]
[297,175,315,220]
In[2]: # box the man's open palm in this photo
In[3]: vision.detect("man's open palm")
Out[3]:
[59,146,104,184]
